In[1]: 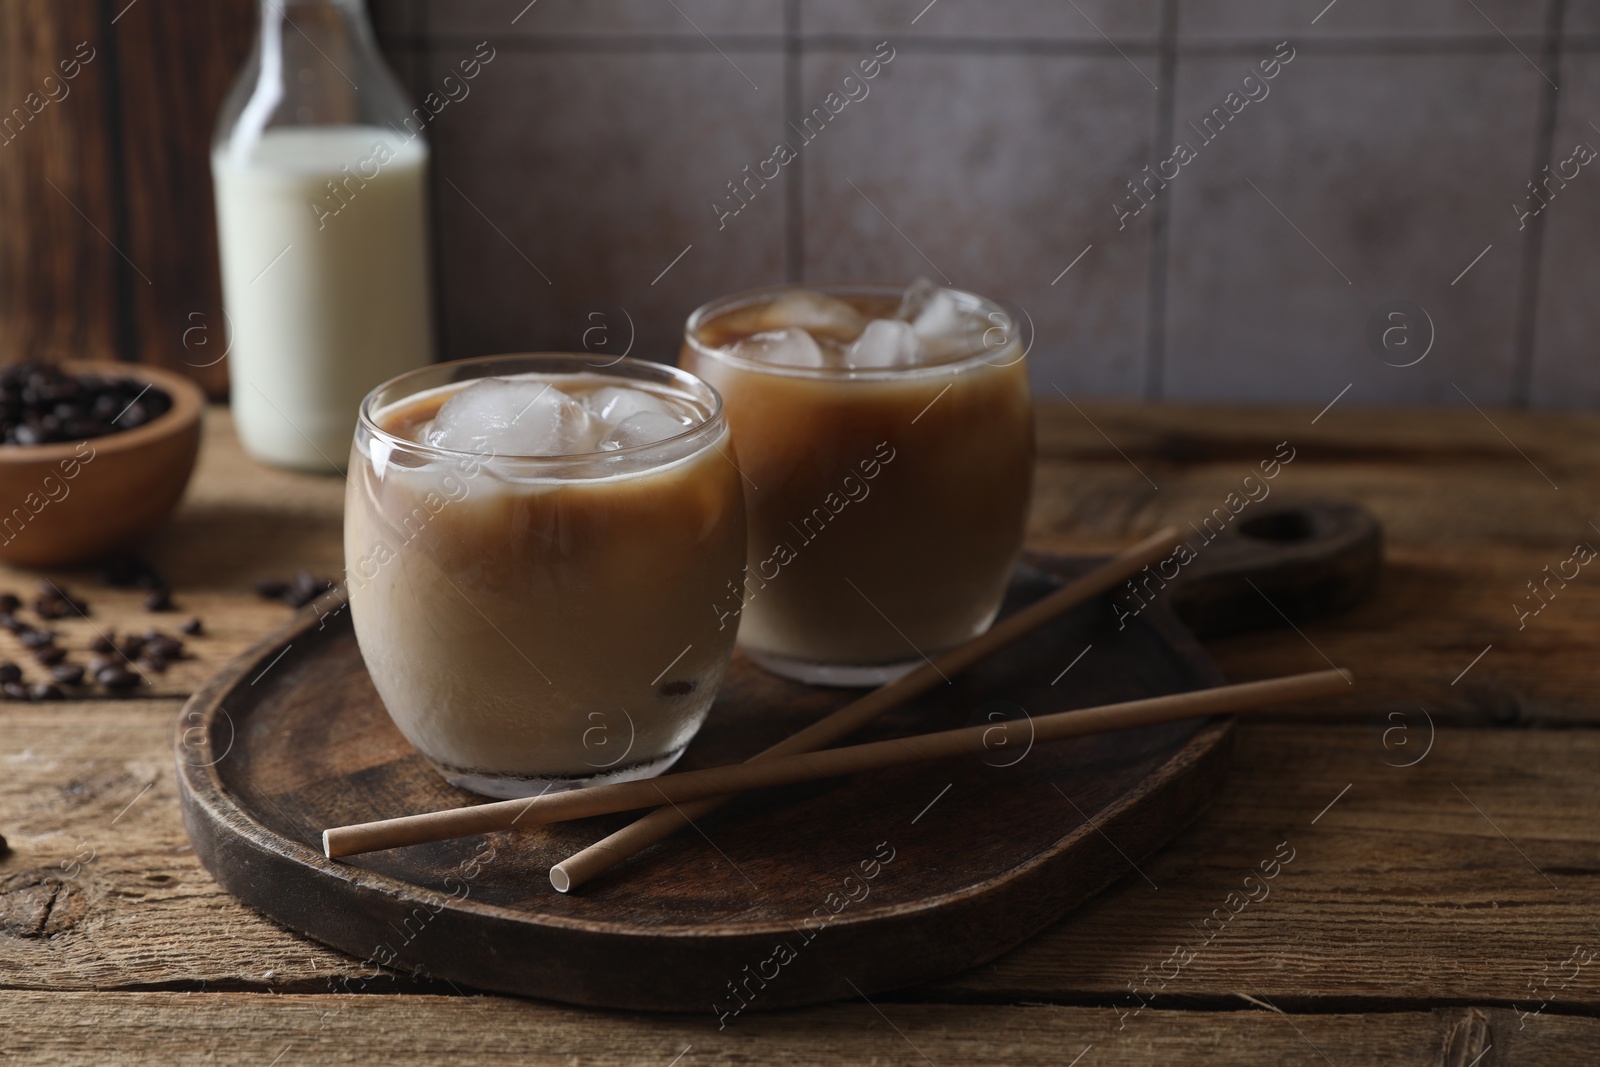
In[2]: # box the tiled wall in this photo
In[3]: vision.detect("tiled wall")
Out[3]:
[370,0,1596,410]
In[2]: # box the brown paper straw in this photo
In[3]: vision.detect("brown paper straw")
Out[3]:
[548,525,1187,892]
[323,668,1351,860]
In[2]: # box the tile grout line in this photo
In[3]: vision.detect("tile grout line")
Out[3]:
[1508,0,1566,409]
[1141,0,1180,400]
[384,30,1575,58]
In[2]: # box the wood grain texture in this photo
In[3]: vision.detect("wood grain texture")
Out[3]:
[0,993,1592,1066]
[2,702,1595,1015]
[2,402,1598,1058]
[110,0,254,397]
[0,2,119,365]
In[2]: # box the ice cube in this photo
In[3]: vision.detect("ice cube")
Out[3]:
[844,318,922,369]
[597,410,689,451]
[899,281,989,360]
[895,277,941,322]
[424,378,597,456]
[754,289,866,342]
[726,327,829,369]
[583,385,678,426]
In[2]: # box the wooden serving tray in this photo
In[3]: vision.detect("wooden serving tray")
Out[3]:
[175,502,1379,1012]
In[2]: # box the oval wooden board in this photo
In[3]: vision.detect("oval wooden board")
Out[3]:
[175,502,1380,1013]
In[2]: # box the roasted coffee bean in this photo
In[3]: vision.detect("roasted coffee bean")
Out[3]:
[284,571,334,608]
[0,362,172,446]
[39,579,80,603]
[180,617,203,636]
[96,666,138,691]
[33,596,70,620]
[89,632,115,653]
[0,832,9,857]
[86,655,113,674]
[32,646,66,666]
[100,555,168,591]
[145,634,183,659]
[139,655,168,674]
[0,593,17,614]
[143,588,174,612]
[116,636,146,659]
[29,683,63,701]
[100,557,140,588]
[0,662,19,684]
[0,614,27,634]
[18,629,55,649]
[50,663,85,685]
[254,578,289,599]
[1,681,27,700]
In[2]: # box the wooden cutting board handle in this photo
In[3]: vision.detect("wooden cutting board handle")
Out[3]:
[1156,500,1383,639]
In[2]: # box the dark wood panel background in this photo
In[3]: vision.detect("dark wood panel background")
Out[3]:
[0,0,253,398]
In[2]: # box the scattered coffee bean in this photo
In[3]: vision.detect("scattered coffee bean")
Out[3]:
[32,646,66,666]
[87,655,113,675]
[0,362,173,446]
[89,632,115,654]
[1,681,27,700]
[116,635,146,659]
[254,578,289,600]
[99,555,167,591]
[144,633,184,660]
[29,683,63,701]
[180,617,203,636]
[143,588,174,612]
[0,593,17,614]
[95,665,139,691]
[50,663,85,685]
[0,614,27,634]
[139,655,169,674]
[33,582,89,619]
[0,832,8,858]
[0,662,19,684]
[282,571,337,609]
[18,629,55,649]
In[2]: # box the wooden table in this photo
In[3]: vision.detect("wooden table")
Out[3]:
[2,403,1597,1064]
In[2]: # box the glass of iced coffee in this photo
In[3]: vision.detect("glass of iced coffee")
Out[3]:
[345,354,746,798]
[681,280,1034,685]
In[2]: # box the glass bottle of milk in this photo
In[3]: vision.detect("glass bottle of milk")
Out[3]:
[212,0,434,472]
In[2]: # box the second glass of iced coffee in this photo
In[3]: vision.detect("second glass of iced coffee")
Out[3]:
[682,280,1034,685]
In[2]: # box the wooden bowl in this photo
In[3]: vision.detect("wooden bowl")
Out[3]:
[0,361,204,567]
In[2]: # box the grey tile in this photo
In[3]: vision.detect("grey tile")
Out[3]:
[800,0,1162,41]
[424,0,784,38]
[1551,0,1600,33]
[1161,52,1542,407]
[425,47,787,365]
[1528,52,1600,409]
[1178,0,1551,40]
[797,49,1160,397]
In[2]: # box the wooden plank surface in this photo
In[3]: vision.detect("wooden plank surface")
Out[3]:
[2,701,1595,1014]
[2,401,1599,1061]
[1,993,1593,1066]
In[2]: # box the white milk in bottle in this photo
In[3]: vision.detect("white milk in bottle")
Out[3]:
[212,0,435,472]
